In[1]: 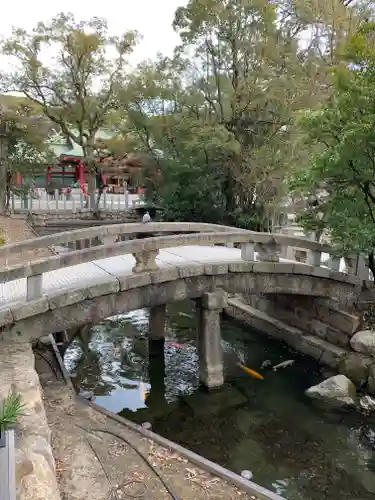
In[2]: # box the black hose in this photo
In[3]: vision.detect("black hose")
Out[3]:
[34,349,60,380]
[83,435,147,499]
[76,424,180,500]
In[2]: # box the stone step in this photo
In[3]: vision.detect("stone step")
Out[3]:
[180,385,247,415]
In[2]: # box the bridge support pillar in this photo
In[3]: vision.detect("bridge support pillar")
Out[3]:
[149,304,166,340]
[197,291,227,390]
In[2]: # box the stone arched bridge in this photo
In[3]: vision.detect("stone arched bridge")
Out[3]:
[0,222,371,500]
[0,222,369,342]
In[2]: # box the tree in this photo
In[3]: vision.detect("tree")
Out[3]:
[0,95,53,213]
[115,0,305,227]
[116,0,369,228]
[289,21,375,276]
[2,12,138,209]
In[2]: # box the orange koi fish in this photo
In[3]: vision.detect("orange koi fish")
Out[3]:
[237,363,264,380]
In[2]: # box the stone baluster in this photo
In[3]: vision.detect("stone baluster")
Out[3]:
[197,290,226,389]
[307,250,322,267]
[102,235,117,246]
[344,254,369,279]
[27,274,43,301]
[328,254,341,271]
[294,249,308,263]
[240,242,255,261]
[132,249,160,273]
[343,255,357,275]
[255,241,281,262]
[357,255,370,280]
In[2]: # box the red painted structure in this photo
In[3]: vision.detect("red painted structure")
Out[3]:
[46,156,89,195]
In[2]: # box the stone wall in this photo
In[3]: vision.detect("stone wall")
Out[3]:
[0,338,60,500]
[225,294,375,396]
[225,297,346,369]
[246,294,361,348]
[27,210,141,236]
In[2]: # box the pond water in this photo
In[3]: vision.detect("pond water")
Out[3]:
[64,301,375,500]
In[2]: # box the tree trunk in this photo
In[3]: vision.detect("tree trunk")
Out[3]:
[84,141,96,210]
[0,135,9,215]
[87,175,96,209]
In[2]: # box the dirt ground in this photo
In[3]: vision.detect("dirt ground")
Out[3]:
[41,377,260,500]
[0,215,53,266]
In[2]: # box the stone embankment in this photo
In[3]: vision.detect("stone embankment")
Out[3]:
[27,208,141,235]
[225,293,375,397]
[0,338,61,500]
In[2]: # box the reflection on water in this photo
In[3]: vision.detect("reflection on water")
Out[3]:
[64,301,375,500]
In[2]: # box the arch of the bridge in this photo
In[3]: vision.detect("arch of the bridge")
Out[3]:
[5,266,360,342]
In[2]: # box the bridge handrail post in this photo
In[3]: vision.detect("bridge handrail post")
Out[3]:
[132,249,160,273]
[307,250,321,267]
[255,241,281,262]
[357,254,370,280]
[26,274,43,301]
[240,242,255,261]
[344,254,369,279]
[328,255,341,272]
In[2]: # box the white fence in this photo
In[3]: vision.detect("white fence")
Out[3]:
[11,188,144,212]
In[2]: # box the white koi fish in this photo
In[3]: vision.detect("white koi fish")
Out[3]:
[272,360,295,371]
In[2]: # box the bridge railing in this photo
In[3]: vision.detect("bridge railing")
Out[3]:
[0,223,369,302]
[0,222,246,259]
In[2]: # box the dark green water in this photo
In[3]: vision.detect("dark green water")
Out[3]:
[64,301,375,500]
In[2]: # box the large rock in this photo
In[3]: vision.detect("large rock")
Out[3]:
[350,330,375,356]
[305,375,357,411]
[338,352,372,387]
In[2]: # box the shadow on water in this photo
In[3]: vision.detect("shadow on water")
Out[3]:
[64,300,375,500]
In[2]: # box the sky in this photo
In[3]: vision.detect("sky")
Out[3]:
[0,0,188,68]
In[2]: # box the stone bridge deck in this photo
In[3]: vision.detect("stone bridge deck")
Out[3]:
[0,245,295,306]
[0,222,370,340]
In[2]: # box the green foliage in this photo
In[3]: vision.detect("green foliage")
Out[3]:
[113,0,371,228]
[149,160,226,223]
[118,0,311,227]
[0,392,24,431]
[289,21,375,262]
[1,12,139,203]
[1,2,372,221]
